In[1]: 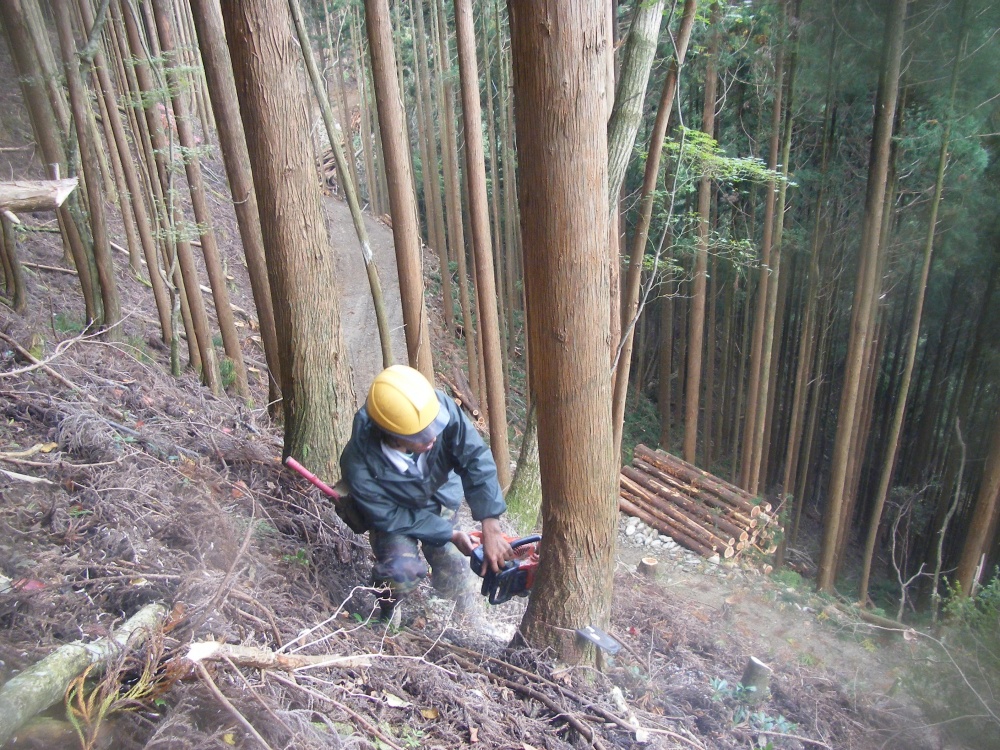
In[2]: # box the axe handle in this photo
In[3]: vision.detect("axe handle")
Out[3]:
[284,456,341,499]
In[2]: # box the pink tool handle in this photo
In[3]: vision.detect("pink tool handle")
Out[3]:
[284,456,341,499]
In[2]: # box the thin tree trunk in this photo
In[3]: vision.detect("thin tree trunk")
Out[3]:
[78,0,171,340]
[289,0,394,370]
[454,0,511,487]
[612,0,697,457]
[0,215,26,313]
[152,0,249,397]
[121,0,217,386]
[189,0,283,404]
[434,0,478,389]
[54,0,121,337]
[857,27,962,604]
[740,48,785,490]
[684,2,719,464]
[364,0,434,379]
[0,0,94,318]
[223,0,356,478]
[816,0,908,594]
[411,0,453,337]
[354,10,379,213]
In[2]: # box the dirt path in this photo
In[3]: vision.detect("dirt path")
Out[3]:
[324,195,406,404]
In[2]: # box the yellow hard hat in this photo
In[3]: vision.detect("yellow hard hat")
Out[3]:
[366,365,449,442]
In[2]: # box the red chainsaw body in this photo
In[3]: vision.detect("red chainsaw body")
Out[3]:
[468,531,540,604]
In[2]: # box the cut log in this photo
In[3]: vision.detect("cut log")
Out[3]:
[621,485,736,558]
[633,457,758,528]
[621,473,737,548]
[634,444,770,514]
[450,366,482,419]
[0,178,78,213]
[0,603,166,746]
[619,495,714,557]
[623,465,749,542]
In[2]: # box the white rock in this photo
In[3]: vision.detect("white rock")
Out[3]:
[625,526,637,537]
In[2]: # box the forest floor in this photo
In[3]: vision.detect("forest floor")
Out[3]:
[0,62,959,750]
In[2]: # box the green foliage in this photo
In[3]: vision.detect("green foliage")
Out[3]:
[666,127,787,188]
[219,356,236,390]
[282,548,311,566]
[905,572,1000,749]
[621,389,660,465]
[770,568,804,590]
[709,677,797,732]
[52,312,85,335]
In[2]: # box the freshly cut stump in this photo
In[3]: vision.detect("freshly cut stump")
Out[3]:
[638,557,659,578]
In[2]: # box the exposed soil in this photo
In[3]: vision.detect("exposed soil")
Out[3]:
[0,46,955,750]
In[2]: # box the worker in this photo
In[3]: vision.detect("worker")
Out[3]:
[339,365,513,623]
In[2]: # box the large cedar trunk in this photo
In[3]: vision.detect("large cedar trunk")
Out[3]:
[222,0,355,478]
[510,0,618,662]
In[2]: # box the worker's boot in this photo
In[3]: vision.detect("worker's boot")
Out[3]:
[378,597,402,628]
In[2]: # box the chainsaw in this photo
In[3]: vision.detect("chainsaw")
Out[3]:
[468,532,541,605]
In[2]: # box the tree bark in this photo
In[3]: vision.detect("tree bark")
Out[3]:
[454,0,511,488]
[223,0,356,478]
[1,214,26,313]
[613,0,697,458]
[684,2,719,464]
[190,0,283,404]
[510,0,618,663]
[0,603,165,748]
[364,0,434,380]
[289,0,395,371]
[817,0,908,593]
[54,0,121,337]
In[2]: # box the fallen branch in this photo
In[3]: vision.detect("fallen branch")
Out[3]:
[0,467,55,485]
[195,662,274,750]
[186,641,372,672]
[0,603,166,746]
[0,331,94,400]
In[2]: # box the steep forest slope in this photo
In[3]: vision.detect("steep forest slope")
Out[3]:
[0,56,964,749]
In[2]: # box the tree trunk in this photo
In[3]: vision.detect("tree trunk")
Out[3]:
[955,406,1000,596]
[684,2,720,465]
[858,25,963,604]
[739,48,785,490]
[1,215,26,313]
[612,0,697,457]
[453,0,511,488]
[223,0,356,478]
[289,0,395,371]
[54,0,121,337]
[432,0,479,391]
[505,404,541,533]
[817,0,908,594]
[120,0,216,383]
[510,0,618,663]
[190,0,283,405]
[364,0,434,380]
[152,0,249,397]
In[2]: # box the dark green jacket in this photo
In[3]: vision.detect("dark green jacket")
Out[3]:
[339,391,506,545]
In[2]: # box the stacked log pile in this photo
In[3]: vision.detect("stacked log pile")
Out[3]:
[619,445,780,564]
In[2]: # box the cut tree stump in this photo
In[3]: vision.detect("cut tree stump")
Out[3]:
[638,557,659,577]
[739,656,772,703]
[0,603,166,746]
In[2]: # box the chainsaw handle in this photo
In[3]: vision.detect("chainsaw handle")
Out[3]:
[509,535,541,550]
[284,456,341,499]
